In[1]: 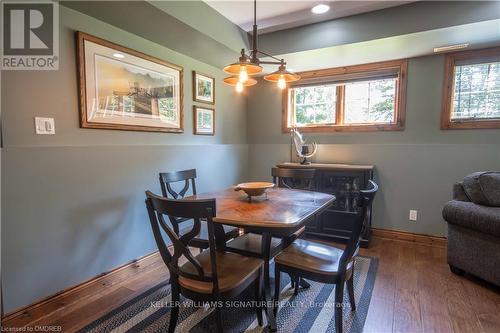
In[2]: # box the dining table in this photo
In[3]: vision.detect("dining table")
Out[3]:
[186,186,335,331]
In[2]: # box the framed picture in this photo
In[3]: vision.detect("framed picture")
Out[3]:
[192,71,215,104]
[77,32,184,133]
[193,106,215,135]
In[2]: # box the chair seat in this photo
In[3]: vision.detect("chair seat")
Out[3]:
[275,239,346,276]
[225,233,284,257]
[179,251,263,294]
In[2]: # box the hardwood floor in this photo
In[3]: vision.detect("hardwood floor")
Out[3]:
[3,236,500,333]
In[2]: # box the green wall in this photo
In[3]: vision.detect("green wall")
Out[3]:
[1,5,247,313]
[246,55,500,237]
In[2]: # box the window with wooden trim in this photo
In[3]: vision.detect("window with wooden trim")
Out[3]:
[441,47,500,129]
[283,59,407,132]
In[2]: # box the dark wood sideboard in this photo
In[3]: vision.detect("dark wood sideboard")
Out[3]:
[276,162,375,247]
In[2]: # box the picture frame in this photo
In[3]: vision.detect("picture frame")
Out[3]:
[192,71,215,104]
[193,106,215,135]
[76,31,184,133]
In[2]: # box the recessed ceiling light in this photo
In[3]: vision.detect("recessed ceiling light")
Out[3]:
[113,53,125,59]
[311,4,330,15]
[433,44,469,53]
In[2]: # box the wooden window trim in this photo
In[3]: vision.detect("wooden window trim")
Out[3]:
[441,46,500,130]
[282,59,408,133]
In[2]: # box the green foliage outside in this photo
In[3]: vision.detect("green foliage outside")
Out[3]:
[452,62,500,120]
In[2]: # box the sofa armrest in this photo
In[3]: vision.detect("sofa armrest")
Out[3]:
[453,182,470,202]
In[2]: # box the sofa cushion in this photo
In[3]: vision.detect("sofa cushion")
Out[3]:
[463,171,500,207]
[443,200,500,237]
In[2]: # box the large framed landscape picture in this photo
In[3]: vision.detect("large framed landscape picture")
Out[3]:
[77,32,183,132]
[192,71,215,104]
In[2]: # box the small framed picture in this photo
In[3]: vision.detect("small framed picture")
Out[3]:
[193,106,215,135]
[192,71,215,104]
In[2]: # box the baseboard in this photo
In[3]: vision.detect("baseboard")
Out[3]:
[2,250,161,324]
[372,228,447,247]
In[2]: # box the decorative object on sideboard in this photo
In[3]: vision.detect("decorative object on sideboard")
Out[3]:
[192,71,215,104]
[222,0,300,93]
[193,106,215,135]
[76,32,183,133]
[234,182,275,201]
[291,127,317,165]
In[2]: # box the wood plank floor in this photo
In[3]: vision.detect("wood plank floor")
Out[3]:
[3,236,500,333]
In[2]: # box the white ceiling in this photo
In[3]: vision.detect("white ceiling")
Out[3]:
[205,0,415,33]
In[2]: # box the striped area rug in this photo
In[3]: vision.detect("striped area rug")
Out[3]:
[79,256,378,333]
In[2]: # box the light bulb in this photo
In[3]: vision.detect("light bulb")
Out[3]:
[239,66,248,83]
[236,81,244,93]
[278,76,286,90]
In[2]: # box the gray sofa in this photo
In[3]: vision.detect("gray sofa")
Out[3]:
[442,171,500,286]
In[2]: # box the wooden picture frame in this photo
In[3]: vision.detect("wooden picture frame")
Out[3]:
[192,71,215,104]
[193,106,215,135]
[441,46,500,130]
[76,31,184,133]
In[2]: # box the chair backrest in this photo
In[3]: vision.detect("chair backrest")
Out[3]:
[145,191,219,289]
[339,180,378,275]
[159,169,197,199]
[271,167,316,190]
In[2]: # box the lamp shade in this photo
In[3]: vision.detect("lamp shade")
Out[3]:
[223,76,258,86]
[223,62,263,76]
[264,68,300,83]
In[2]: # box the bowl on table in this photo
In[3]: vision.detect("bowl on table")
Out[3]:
[234,182,275,201]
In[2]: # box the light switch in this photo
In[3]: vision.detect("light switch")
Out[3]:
[35,117,55,135]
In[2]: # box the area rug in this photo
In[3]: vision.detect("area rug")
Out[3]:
[79,256,378,333]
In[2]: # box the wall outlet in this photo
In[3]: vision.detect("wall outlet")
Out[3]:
[35,117,55,135]
[409,210,418,221]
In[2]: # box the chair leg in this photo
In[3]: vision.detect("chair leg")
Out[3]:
[168,282,180,333]
[347,275,356,311]
[293,276,300,295]
[255,271,264,326]
[290,274,295,288]
[273,265,281,317]
[215,306,223,333]
[335,282,344,333]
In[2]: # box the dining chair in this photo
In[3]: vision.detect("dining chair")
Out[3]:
[273,180,378,333]
[145,191,264,333]
[159,169,239,250]
[271,167,316,191]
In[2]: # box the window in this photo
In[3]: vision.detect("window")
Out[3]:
[441,47,500,129]
[283,59,407,132]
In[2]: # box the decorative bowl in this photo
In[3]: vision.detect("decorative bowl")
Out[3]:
[234,182,275,200]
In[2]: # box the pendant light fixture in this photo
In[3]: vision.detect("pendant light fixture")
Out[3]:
[223,0,300,92]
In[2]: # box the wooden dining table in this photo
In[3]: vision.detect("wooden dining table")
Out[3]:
[186,186,335,331]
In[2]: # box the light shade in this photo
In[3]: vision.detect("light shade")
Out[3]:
[264,66,301,83]
[223,76,258,86]
[311,4,330,14]
[223,62,263,76]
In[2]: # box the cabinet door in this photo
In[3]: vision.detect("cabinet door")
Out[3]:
[320,171,365,213]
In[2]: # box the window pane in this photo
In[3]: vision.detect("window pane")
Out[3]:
[452,62,500,120]
[344,78,396,124]
[293,85,336,126]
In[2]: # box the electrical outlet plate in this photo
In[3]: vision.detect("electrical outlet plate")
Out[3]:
[409,210,418,221]
[35,117,55,135]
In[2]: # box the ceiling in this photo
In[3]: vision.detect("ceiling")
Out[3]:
[205,0,415,33]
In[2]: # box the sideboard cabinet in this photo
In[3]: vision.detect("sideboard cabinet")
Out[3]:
[276,162,375,247]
